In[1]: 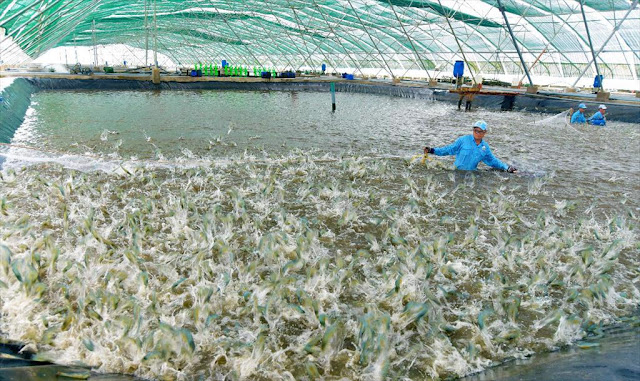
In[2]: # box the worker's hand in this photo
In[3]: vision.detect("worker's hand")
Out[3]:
[424,146,435,154]
[507,165,517,173]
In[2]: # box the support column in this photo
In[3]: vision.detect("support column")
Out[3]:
[344,0,396,79]
[152,67,161,84]
[152,0,158,67]
[144,0,148,66]
[579,0,602,90]
[571,0,637,88]
[436,0,476,84]
[92,19,97,68]
[386,0,433,81]
[496,0,533,86]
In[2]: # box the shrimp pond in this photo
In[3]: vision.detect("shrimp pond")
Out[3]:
[0,90,639,380]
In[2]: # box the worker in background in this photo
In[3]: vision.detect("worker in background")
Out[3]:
[424,120,517,173]
[588,104,607,126]
[570,103,588,124]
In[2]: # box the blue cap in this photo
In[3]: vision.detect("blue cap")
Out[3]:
[578,103,587,109]
[473,120,487,131]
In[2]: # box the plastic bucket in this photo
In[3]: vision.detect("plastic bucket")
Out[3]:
[453,60,464,78]
[593,75,603,88]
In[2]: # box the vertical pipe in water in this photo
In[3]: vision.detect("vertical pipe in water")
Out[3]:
[330,82,336,112]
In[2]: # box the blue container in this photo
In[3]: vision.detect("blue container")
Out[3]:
[190,70,197,77]
[261,71,271,79]
[453,60,464,78]
[593,74,603,88]
[221,60,227,68]
[346,74,354,80]
[321,63,326,72]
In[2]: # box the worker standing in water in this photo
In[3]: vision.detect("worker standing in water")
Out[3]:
[588,104,607,126]
[570,103,588,124]
[424,120,517,173]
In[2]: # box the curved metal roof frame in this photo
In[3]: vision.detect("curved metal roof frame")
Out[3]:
[1,0,638,85]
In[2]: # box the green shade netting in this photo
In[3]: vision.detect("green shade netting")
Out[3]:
[1,0,638,79]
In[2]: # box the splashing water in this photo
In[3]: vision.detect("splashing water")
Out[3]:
[1,152,638,380]
[0,90,638,380]
[529,109,570,126]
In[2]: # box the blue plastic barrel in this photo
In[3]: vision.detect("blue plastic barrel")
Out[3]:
[593,74,603,88]
[222,60,227,68]
[346,74,354,80]
[453,60,464,78]
[321,63,326,72]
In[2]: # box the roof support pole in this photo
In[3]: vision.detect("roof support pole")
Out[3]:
[2,0,64,58]
[344,0,396,79]
[259,6,315,71]
[495,0,532,86]
[518,17,569,84]
[406,15,484,79]
[144,0,148,66]
[237,2,296,71]
[284,1,336,73]
[436,0,476,84]
[206,0,263,67]
[153,0,158,67]
[628,51,638,82]
[571,0,637,89]
[0,0,44,29]
[385,0,432,80]
[310,0,368,77]
[578,0,602,90]
[6,0,64,41]
[91,19,97,67]
[189,2,238,66]
[19,0,101,59]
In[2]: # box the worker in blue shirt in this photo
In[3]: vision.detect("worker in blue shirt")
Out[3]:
[588,104,607,126]
[570,103,588,124]
[424,120,517,172]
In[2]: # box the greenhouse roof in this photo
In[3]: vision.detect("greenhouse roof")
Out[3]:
[0,0,638,81]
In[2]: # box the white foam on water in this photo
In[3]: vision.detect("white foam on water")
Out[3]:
[0,96,638,380]
[0,77,17,93]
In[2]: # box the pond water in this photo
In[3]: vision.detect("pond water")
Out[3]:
[0,90,638,380]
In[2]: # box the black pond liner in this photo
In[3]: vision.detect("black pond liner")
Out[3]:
[461,313,640,381]
[0,340,142,380]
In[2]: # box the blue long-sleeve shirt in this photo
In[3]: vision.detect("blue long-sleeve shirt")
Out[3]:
[433,135,509,171]
[570,110,587,124]
[588,111,606,126]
